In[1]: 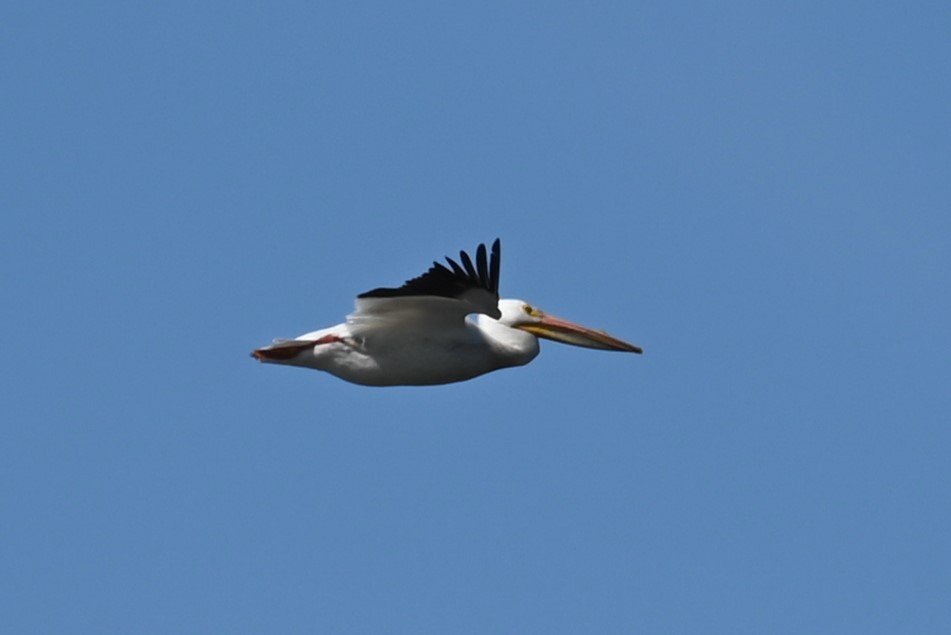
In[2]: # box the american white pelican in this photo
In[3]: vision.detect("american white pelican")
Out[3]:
[252,239,642,386]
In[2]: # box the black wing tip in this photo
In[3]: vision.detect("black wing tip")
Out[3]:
[454,238,501,296]
[358,239,502,300]
[489,238,501,294]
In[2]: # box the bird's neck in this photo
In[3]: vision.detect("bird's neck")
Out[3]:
[471,315,540,369]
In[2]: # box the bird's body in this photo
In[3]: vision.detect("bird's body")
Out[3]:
[260,300,541,386]
[278,304,538,386]
[253,240,641,386]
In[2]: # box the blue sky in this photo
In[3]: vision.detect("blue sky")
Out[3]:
[3,2,950,633]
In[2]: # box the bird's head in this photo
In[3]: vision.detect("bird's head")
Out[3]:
[496,299,642,353]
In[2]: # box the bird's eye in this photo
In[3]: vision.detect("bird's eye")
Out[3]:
[523,304,534,315]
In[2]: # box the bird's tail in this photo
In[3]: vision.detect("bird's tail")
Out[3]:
[251,335,342,362]
[251,339,317,361]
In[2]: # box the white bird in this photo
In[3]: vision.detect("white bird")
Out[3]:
[252,239,642,386]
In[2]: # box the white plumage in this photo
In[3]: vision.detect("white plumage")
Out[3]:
[252,240,641,386]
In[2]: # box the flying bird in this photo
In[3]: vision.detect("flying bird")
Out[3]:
[252,239,642,386]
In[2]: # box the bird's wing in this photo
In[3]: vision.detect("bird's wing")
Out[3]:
[351,239,502,329]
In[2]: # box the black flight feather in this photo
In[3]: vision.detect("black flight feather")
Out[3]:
[476,243,489,289]
[445,256,467,279]
[358,239,502,303]
[488,238,500,294]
